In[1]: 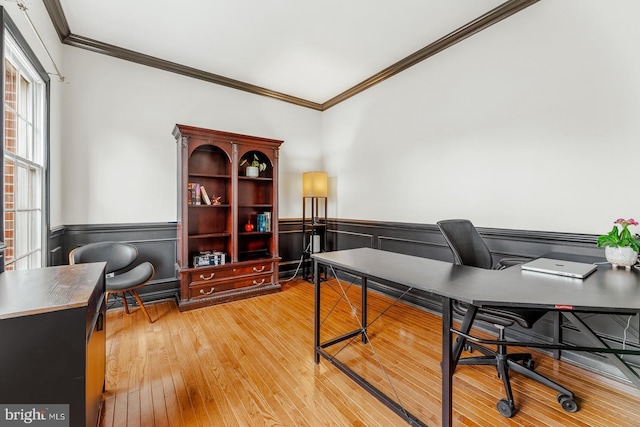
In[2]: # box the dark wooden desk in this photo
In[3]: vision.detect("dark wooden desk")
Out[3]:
[312,248,640,427]
[0,263,106,427]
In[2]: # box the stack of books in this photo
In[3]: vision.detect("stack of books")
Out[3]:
[187,183,201,205]
[256,212,271,232]
[192,251,226,267]
[187,183,217,205]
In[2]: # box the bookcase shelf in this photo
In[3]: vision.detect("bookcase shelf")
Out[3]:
[190,232,232,239]
[174,124,283,311]
[238,176,273,181]
[190,173,231,179]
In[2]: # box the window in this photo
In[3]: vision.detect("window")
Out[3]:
[3,28,47,270]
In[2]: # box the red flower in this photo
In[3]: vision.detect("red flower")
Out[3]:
[614,218,638,227]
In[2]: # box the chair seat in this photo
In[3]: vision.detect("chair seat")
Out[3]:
[106,262,154,292]
[454,301,546,328]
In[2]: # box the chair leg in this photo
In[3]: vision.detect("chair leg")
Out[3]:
[457,324,577,418]
[496,354,517,417]
[129,289,154,323]
[507,358,574,399]
[121,292,130,314]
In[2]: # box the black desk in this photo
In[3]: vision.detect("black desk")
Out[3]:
[312,248,640,427]
[0,264,106,427]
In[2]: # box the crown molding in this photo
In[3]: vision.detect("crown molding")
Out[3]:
[63,32,324,110]
[42,0,70,41]
[43,0,539,111]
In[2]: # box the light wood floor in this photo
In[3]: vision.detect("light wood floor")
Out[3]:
[99,279,640,426]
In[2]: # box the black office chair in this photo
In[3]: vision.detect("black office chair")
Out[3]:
[436,219,577,417]
[69,241,155,323]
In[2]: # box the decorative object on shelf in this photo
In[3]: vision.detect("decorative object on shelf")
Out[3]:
[597,218,640,269]
[245,221,254,232]
[241,153,267,177]
[211,195,221,205]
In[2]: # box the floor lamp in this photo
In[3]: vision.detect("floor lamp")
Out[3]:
[302,171,328,280]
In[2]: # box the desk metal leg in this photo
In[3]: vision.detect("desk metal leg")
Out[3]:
[563,312,640,388]
[314,259,321,364]
[553,311,562,360]
[442,297,453,427]
[361,276,368,344]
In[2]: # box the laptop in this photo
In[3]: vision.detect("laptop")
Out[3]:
[520,257,598,279]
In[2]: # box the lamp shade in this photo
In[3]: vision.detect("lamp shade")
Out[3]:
[302,171,328,197]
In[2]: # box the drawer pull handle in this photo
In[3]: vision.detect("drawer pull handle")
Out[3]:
[200,287,215,295]
[199,273,215,280]
[253,266,265,273]
[253,279,266,286]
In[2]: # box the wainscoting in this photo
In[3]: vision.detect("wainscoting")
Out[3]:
[51,222,179,303]
[50,218,639,383]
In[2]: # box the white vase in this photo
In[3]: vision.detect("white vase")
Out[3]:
[605,246,638,270]
[245,166,259,178]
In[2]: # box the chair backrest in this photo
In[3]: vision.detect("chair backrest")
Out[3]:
[437,219,494,270]
[69,241,138,274]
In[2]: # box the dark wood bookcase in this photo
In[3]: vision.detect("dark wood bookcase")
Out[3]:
[173,124,283,311]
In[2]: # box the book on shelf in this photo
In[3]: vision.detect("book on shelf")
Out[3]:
[187,182,198,205]
[264,211,271,232]
[257,214,266,232]
[187,182,203,205]
[200,185,212,205]
[195,184,201,205]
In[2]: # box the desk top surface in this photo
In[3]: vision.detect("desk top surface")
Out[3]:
[0,263,106,319]
[313,248,640,312]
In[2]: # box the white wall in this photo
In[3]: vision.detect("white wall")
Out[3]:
[322,0,640,234]
[9,1,640,235]
[59,47,322,224]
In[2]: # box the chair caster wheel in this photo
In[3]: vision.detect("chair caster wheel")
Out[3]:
[557,394,578,413]
[497,399,515,418]
[523,359,535,370]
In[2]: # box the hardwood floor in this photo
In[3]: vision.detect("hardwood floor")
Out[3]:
[99,279,640,426]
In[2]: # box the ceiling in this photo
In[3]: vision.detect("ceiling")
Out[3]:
[48,0,537,110]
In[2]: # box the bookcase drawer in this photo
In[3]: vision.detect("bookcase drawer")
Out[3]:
[189,281,236,298]
[188,273,273,299]
[188,262,273,285]
[231,273,273,289]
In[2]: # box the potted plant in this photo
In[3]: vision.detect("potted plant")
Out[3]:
[597,218,640,269]
[240,154,267,178]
